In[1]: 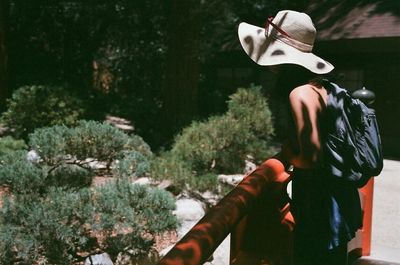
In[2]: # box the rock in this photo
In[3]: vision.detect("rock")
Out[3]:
[105,115,134,132]
[160,197,232,265]
[174,198,205,221]
[244,159,257,174]
[217,174,244,186]
[133,177,151,185]
[174,198,205,238]
[27,150,40,163]
[157,179,173,190]
[157,179,180,195]
[201,191,220,206]
[113,123,135,131]
[0,124,8,135]
[87,159,108,170]
[115,249,159,265]
[84,253,113,265]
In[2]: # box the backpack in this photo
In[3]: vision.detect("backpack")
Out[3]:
[322,81,383,187]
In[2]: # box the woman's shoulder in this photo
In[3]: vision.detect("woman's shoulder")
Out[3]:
[289,83,327,107]
[289,84,315,102]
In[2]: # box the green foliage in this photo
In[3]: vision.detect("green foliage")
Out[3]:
[0,120,153,194]
[47,164,94,190]
[28,124,70,166]
[0,188,93,264]
[91,179,177,235]
[113,151,150,179]
[149,152,230,195]
[0,150,47,195]
[28,120,152,176]
[1,85,85,139]
[190,173,223,194]
[146,86,274,195]
[0,120,174,263]
[0,182,177,264]
[66,120,132,162]
[171,86,275,175]
[0,136,27,156]
[149,152,195,193]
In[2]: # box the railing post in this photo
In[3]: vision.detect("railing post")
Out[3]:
[230,200,294,265]
[343,178,376,261]
[359,178,374,256]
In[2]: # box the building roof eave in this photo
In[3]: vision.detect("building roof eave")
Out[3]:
[308,1,400,41]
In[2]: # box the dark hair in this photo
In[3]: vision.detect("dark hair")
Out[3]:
[273,64,323,99]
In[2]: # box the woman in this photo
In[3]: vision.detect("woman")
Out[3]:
[238,10,362,265]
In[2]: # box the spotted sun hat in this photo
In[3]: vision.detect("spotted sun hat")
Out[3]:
[238,10,334,74]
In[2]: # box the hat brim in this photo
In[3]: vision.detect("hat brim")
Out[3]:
[238,22,334,74]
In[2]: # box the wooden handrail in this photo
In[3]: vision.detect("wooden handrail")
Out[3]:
[157,158,374,265]
[157,158,292,265]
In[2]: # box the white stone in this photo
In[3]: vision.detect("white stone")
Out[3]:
[133,177,151,185]
[105,115,134,132]
[174,198,205,221]
[174,198,205,238]
[157,179,173,190]
[201,191,220,206]
[86,158,107,169]
[217,174,244,186]
[244,159,257,174]
[113,123,134,131]
[84,253,113,265]
[160,197,231,265]
[27,150,40,163]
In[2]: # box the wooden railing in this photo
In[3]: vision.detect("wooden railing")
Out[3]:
[157,158,374,265]
[157,158,293,265]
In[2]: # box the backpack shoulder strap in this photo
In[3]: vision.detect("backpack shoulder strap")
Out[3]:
[322,80,353,108]
[322,80,347,96]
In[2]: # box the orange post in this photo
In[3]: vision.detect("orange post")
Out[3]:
[346,178,375,260]
[230,163,293,265]
[359,178,374,256]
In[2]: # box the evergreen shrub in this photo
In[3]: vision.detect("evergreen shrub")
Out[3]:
[171,86,275,175]
[190,172,223,194]
[0,121,176,264]
[0,181,177,264]
[149,153,225,194]
[28,120,152,177]
[112,151,150,179]
[0,136,27,156]
[0,150,47,195]
[1,85,85,139]
[149,152,195,193]
[0,188,94,264]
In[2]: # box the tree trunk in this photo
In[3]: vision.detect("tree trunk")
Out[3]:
[162,0,201,141]
[0,0,9,110]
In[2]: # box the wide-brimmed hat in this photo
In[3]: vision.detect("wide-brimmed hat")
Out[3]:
[238,10,334,74]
